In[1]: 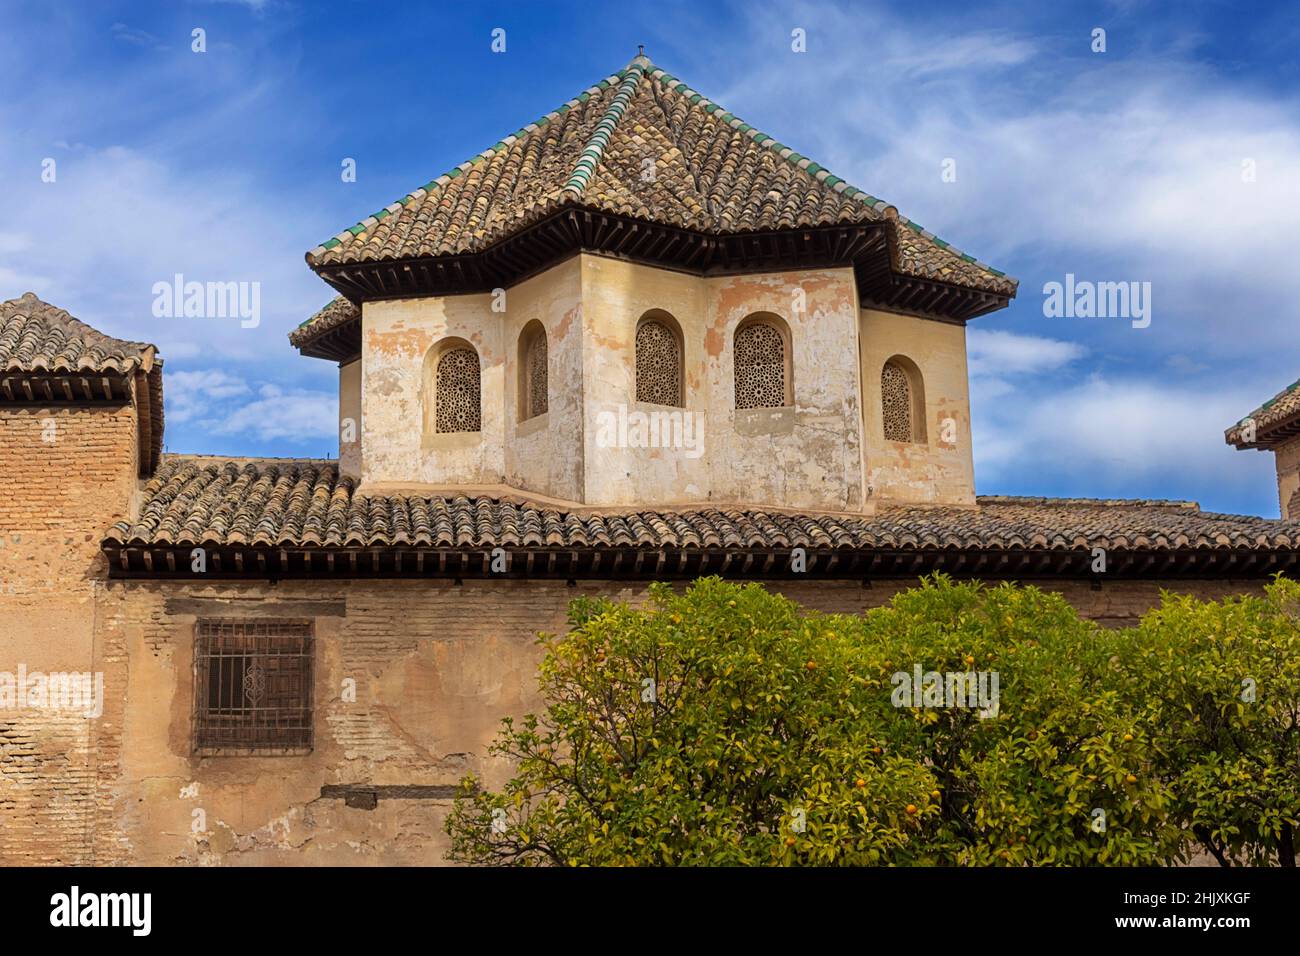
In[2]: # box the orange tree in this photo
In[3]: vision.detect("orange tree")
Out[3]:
[1117,578,1300,866]
[445,575,1188,866]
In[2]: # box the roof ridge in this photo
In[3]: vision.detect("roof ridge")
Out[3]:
[1,291,154,351]
[307,67,630,263]
[640,65,1010,278]
[162,452,338,465]
[976,494,1201,511]
[0,291,158,373]
[561,56,649,196]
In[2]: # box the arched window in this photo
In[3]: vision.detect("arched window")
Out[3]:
[881,357,926,443]
[519,320,548,421]
[434,345,481,433]
[635,312,683,407]
[734,315,790,409]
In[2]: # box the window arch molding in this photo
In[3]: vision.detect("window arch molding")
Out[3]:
[422,337,482,436]
[880,354,926,444]
[733,312,793,410]
[634,310,684,408]
[518,319,549,422]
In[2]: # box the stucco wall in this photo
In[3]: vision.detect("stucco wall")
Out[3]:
[707,267,865,511]
[338,359,362,480]
[358,259,585,502]
[89,578,620,865]
[360,292,504,488]
[579,256,867,511]
[353,256,987,511]
[501,257,585,502]
[859,308,976,506]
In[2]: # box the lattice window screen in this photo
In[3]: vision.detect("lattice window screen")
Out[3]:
[525,330,548,419]
[193,619,314,753]
[881,361,913,442]
[636,320,682,406]
[435,347,481,433]
[734,323,786,410]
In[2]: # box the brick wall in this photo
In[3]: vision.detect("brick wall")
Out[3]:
[0,401,139,865]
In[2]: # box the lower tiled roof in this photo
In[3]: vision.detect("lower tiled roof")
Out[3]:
[105,457,1300,557]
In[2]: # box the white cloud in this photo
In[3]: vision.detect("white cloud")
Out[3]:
[968,329,1087,377]
[0,233,31,254]
[167,369,252,423]
[212,384,336,443]
[880,32,1039,79]
[110,23,165,48]
[694,1,1300,351]
[167,372,334,444]
[973,375,1262,488]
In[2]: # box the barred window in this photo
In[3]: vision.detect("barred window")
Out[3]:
[882,360,915,442]
[635,317,682,407]
[435,346,481,433]
[734,321,787,410]
[194,620,314,754]
[520,322,548,420]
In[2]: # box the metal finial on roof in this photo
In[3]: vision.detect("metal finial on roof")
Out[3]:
[638,44,644,56]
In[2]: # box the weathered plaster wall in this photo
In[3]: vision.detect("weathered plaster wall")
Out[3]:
[501,257,585,502]
[859,308,976,506]
[0,400,140,864]
[1272,434,1300,519]
[356,256,990,512]
[579,256,709,505]
[360,292,503,488]
[579,256,866,511]
[78,572,1269,865]
[358,259,585,503]
[91,578,629,865]
[339,359,362,480]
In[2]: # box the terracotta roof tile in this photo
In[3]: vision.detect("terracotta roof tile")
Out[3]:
[289,296,360,350]
[0,292,156,374]
[1226,378,1300,448]
[106,457,1300,558]
[306,56,1014,297]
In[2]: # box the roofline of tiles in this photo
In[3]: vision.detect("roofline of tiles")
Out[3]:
[305,56,1013,283]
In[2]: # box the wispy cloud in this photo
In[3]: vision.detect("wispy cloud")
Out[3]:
[168,371,333,445]
[167,368,252,423]
[968,330,1087,378]
[111,23,166,49]
[211,384,336,443]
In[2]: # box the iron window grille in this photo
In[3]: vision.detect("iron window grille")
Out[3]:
[193,619,315,755]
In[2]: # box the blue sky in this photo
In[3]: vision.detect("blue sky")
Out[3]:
[2,0,1297,515]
